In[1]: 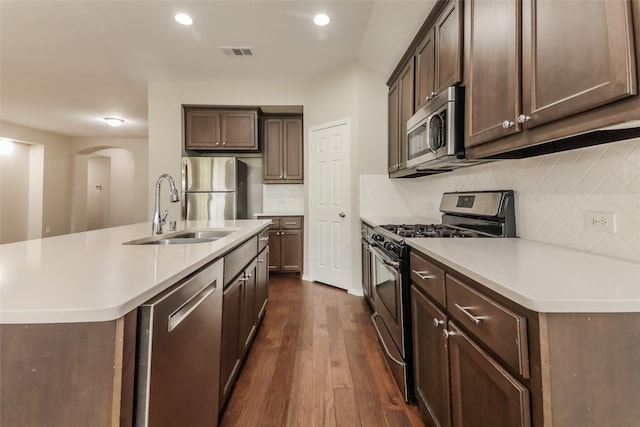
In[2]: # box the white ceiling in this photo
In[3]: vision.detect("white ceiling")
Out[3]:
[1,0,434,139]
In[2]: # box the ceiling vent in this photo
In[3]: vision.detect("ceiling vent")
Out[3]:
[220,47,254,57]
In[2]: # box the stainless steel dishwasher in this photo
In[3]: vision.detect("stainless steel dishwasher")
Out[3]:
[135,259,223,427]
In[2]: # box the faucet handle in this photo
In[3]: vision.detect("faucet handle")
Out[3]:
[161,209,169,224]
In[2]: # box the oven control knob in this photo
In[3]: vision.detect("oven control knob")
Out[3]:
[372,234,384,243]
[384,242,396,252]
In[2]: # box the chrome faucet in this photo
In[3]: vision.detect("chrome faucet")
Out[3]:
[152,174,180,235]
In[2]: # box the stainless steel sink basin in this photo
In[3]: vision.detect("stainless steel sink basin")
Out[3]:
[123,229,235,245]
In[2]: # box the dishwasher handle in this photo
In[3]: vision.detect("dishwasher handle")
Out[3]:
[168,283,216,332]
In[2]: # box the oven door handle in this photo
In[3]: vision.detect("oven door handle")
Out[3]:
[369,245,400,269]
[371,312,404,366]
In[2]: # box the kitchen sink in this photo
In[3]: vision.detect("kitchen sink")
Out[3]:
[123,229,236,245]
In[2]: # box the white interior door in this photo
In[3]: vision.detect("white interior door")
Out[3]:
[308,120,351,290]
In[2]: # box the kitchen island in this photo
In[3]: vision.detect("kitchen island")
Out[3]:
[0,219,270,426]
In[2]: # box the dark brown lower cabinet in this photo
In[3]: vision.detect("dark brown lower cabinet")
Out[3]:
[263,216,303,273]
[240,260,258,357]
[220,276,243,408]
[256,246,269,319]
[448,323,531,427]
[411,285,451,427]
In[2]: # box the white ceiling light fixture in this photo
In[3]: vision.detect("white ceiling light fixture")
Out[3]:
[175,13,193,26]
[0,138,15,155]
[104,117,125,127]
[314,13,330,26]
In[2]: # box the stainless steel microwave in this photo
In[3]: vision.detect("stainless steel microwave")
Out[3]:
[406,86,465,170]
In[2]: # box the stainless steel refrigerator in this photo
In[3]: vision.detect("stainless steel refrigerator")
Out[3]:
[181,157,248,220]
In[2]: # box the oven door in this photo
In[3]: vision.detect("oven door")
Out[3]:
[369,244,408,399]
[370,245,404,355]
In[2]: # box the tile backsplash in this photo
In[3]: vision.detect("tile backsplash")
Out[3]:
[361,137,640,263]
[262,184,304,212]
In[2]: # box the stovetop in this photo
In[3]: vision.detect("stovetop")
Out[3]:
[379,223,489,239]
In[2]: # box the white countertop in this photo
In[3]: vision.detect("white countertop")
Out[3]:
[406,238,640,313]
[0,219,270,324]
[254,212,304,217]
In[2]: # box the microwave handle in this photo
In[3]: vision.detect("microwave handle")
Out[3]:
[426,113,437,154]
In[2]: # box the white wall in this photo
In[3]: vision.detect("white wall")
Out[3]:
[71,138,148,229]
[87,156,111,230]
[0,141,30,243]
[361,136,640,263]
[0,121,72,237]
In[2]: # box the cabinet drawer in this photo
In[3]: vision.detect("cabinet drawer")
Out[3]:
[446,275,529,378]
[224,236,258,287]
[267,218,280,230]
[280,217,302,229]
[258,229,269,252]
[410,252,446,306]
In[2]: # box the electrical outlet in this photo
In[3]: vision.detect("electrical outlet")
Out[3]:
[585,211,616,234]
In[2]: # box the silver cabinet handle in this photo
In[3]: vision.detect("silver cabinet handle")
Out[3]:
[257,258,264,263]
[168,284,216,332]
[433,318,444,327]
[412,270,435,280]
[517,114,531,124]
[502,120,515,129]
[339,212,346,218]
[259,237,269,241]
[244,272,252,278]
[443,329,455,338]
[285,222,297,225]
[454,303,482,324]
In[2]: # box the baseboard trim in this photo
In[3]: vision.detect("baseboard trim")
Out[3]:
[348,289,364,297]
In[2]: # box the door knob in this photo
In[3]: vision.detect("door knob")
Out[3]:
[339,212,346,218]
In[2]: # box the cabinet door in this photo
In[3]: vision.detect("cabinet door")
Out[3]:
[185,110,222,149]
[411,286,451,427]
[521,0,636,129]
[434,0,462,93]
[256,247,269,320]
[448,323,531,427]
[262,119,284,180]
[283,118,303,182]
[388,81,400,173]
[415,30,436,111]
[221,111,257,150]
[398,59,415,170]
[465,0,521,148]
[241,261,257,356]
[280,229,302,272]
[268,230,281,271]
[220,277,243,408]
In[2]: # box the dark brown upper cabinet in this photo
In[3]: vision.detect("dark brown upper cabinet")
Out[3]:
[415,0,463,111]
[387,0,462,176]
[262,116,303,183]
[388,59,415,174]
[184,107,259,151]
[465,0,639,158]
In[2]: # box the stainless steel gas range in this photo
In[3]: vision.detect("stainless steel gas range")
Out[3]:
[362,190,516,402]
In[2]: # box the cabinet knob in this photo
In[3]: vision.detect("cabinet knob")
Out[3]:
[433,318,444,328]
[502,120,515,129]
[443,329,455,339]
[284,174,287,178]
[222,142,226,146]
[257,258,264,263]
[517,114,531,124]
[339,212,346,218]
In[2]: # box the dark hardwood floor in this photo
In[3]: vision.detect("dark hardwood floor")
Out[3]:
[220,275,425,427]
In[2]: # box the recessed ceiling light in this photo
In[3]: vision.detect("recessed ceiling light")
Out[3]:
[175,13,193,26]
[104,117,125,127]
[314,13,330,26]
